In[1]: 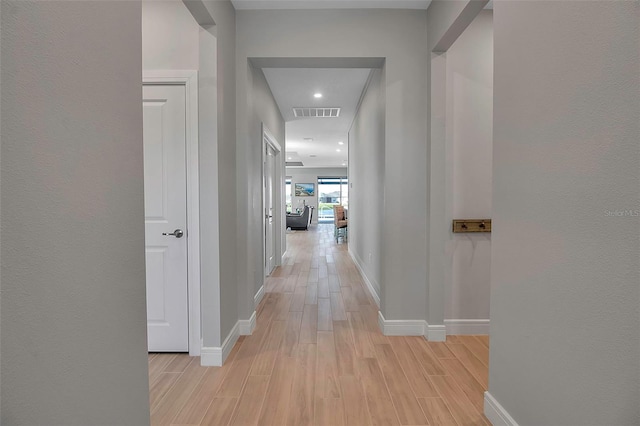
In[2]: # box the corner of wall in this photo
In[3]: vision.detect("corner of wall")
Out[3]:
[444,319,490,335]
[201,321,240,367]
[239,310,257,336]
[254,285,265,309]
[484,392,520,426]
[348,247,380,307]
[377,311,446,342]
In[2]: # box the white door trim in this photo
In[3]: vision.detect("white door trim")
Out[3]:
[262,124,282,279]
[143,70,201,356]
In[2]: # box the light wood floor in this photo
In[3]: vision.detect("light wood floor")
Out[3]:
[149,224,491,426]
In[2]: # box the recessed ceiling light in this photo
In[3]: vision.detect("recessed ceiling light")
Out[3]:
[314,93,323,98]
[336,149,341,152]
[338,141,344,145]
[287,157,292,160]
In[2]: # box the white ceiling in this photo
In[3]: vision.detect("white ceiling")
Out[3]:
[232,0,431,10]
[262,68,371,168]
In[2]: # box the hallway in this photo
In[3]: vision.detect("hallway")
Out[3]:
[148,224,490,425]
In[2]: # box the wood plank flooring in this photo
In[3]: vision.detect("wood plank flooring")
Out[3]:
[149,224,491,425]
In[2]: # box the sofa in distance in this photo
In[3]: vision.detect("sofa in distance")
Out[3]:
[286,206,313,230]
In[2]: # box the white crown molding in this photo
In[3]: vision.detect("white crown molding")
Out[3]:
[484,392,520,426]
[239,311,257,336]
[201,322,239,366]
[445,319,490,335]
[348,248,380,307]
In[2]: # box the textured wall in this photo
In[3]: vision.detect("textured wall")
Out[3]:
[489,2,639,424]
[1,1,150,424]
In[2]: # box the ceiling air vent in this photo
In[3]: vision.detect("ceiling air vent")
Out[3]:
[286,161,304,167]
[293,107,341,118]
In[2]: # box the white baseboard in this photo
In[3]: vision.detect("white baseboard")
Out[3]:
[348,248,380,307]
[201,322,239,367]
[445,319,490,335]
[378,311,445,342]
[375,314,448,342]
[426,324,446,342]
[484,392,519,426]
[378,311,425,335]
[200,310,256,367]
[254,285,265,309]
[238,310,256,335]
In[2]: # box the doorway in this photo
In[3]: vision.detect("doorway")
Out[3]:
[143,72,201,355]
[428,8,493,338]
[143,83,188,352]
[264,143,277,276]
[263,126,283,278]
[317,176,349,224]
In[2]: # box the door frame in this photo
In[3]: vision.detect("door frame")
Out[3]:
[261,124,283,278]
[143,70,201,356]
[428,4,488,340]
[263,141,276,277]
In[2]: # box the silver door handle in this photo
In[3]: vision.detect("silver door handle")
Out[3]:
[162,229,184,238]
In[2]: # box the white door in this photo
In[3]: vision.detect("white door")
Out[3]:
[264,143,276,276]
[143,84,189,352]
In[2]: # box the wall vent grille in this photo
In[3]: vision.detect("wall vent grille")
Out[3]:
[293,107,341,118]
[286,161,304,166]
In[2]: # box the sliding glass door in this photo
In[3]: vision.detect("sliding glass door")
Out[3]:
[317,177,348,223]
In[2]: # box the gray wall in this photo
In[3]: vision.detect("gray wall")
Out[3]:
[445,11,493,322]
[236,9,429,322]
[348,69,385,299]
[426,0,469,52]
[242,65,285,302]
[426,0,486,329]
[489,1,639,424]
[200,0,238,346]
[143,1,200,70]
[1,1,150,424]
[197,23,224,348]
